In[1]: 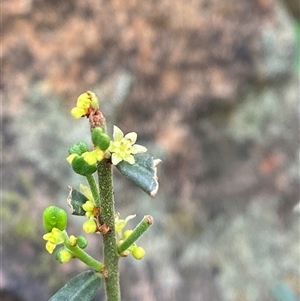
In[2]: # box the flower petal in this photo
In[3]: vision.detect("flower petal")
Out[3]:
[71,107,86,119]
[113,125,124,141]
[46,241,56,254]
[111,153,123,165]
[82,151,98,165]
[123,154,135,164]
[80,184,93,201]
[131,144,147,154]
[124,132,137,144]
[66,153,78,164]
[124,214,136,223]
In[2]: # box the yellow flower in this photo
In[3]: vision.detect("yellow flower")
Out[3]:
[115,213,136,239]
[83,218,97,233]
[71,92,99,119]
[82,200,95,218]
[109,126,147,165]
[66,148,105,166]
[81,148,105,165]
[59,249,73,263]
[45,241,56,254]
[43,228,64,254]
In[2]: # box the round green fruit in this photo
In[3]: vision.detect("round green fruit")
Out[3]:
[43,206,68,232]
[77,236,88,249]
[91,128,111,150]
[71,156,97,176]
[68,141,89,155]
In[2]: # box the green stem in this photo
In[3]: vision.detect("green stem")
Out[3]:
[61,231,103,272]
[98,160,120,301]
[86,174,100,206]
[118,215,153,254]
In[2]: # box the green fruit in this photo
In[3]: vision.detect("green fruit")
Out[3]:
[91,128,111,150]
[77,236,88,249]
[43,206,68,232]
[71,156,97,176]
[68,141,89,155]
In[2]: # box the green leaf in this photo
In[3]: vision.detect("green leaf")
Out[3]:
[49,270,102,301]
[271,282,298,301]
[116,153,161,197]
[67,187,89,216]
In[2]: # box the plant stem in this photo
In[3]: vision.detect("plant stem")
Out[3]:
[61,231,103,271]
[98,160,120,301]
[117,215,153,254]
[86,174,100,206]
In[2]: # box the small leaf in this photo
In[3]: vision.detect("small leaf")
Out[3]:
[49,270,102,301]
[67,187,89,216]
[116,153,161,197]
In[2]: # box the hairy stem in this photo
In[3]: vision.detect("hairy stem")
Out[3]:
[98,160,120,301]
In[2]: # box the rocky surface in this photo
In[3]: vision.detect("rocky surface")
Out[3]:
[2,0,299,300]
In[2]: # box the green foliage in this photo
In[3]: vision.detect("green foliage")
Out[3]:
[295,21,300,72]
[116,153,161,197]
[49,270,102,301]
[67,187,89,216]
[42,91,161,301]
[271,282,298,301]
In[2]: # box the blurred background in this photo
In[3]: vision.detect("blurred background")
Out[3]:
[1,0,299,300]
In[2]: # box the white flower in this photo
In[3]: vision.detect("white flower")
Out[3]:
[109,126,147,165]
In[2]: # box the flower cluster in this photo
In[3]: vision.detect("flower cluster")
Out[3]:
[67,125,147,172]
[79,185,98,234]
[115,214,146,260]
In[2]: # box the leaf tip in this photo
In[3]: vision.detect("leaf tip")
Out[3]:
[150,158,162,197]
[67,186,75,214]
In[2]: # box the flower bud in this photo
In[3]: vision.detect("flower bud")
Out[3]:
[123,230,133,239]
[69,235,77,246]
[83,219,97,233]
[43,206,68,232]
[82,200,95,212]
[68,141,89,156]
[55,247,73,263]
[77,235,88,249]
[131,246,146,260]
[91,128,111,151]
[71,156,97,176]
